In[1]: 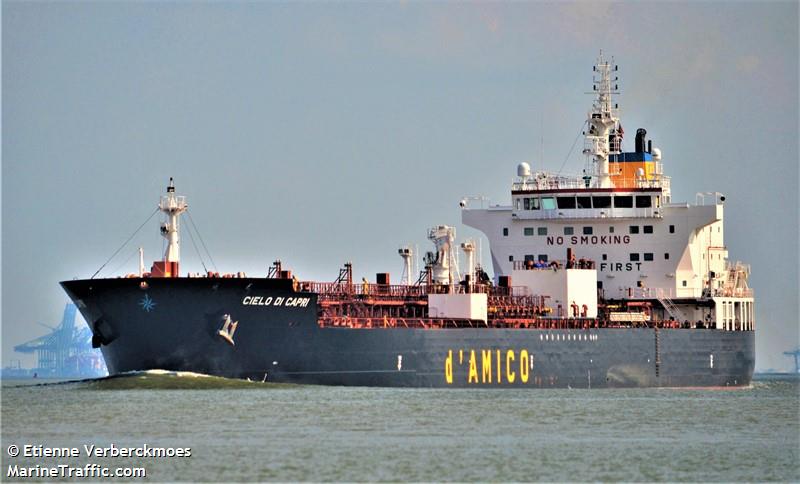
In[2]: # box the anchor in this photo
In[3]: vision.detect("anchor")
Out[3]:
[217,314,239,346]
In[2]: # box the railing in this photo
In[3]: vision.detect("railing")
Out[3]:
[159,195,187,210]
[712,261,753,298]
[623,287,674,299]
[695,192,725,206]
[512,259,596,271]
[615,286,689,320]
[659,176,671,197]
[304,281,531,299]
[727,261,751,275]
[317,316,749,331]
[614,286,751,301]
[514,206,663,220]
[512,174,589,191]
[511,171,670,192]
[615,286,753,302]
[305,282,427,298]
[609,176,669,190]
[709,287,754,298]
[319,317,486,329]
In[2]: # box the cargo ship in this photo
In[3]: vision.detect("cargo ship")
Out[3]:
[61,54,755,388]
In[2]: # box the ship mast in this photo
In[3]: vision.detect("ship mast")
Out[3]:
[584,51,622,189]
[154,178,188,277]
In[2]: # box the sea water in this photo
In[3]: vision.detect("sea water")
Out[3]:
[1,373,798,482]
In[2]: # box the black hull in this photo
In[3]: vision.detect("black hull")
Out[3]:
[61,278,755,388]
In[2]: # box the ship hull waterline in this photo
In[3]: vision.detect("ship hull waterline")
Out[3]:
[61,278,755,388]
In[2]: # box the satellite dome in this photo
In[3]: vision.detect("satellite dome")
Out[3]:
[517,162,531,177]
[652,147,662,161]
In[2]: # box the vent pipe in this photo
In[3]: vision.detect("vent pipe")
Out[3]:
[635,128,647,153]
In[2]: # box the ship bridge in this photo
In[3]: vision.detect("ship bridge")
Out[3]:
[510,185,667,221]
[509,149,671,221]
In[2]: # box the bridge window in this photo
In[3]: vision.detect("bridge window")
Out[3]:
[593,196,611,208]
[537,227,548,236]
[636,196,652,208]
[538,255,549,262]
[541,197,556,210]
[665,253,670,260]
[583,226,593,235]
[629,225,640,234]
[516,199,521,210]
[630,253,640,262]
[602,254,608,261]
[557,196,576,209]
[644,253,654,261]
[609,226,615,233]
[669,225,675,233]
[524,228,534,236]
[509,255,513,262]
[614,195,633,208]
[523,197,541,210]
[503,228,509,237]
[576,196,592,209]
[643,225,653,234]
[524,255,535,262]
[564,226,574,235]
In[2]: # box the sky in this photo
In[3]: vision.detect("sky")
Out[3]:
[2,1,798,371]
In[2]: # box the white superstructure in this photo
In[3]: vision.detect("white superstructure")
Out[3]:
[461,53,754,331]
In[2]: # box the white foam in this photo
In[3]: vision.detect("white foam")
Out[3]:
[124,369,215,378]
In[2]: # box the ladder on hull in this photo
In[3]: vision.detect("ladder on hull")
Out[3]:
[654,328,661,378]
